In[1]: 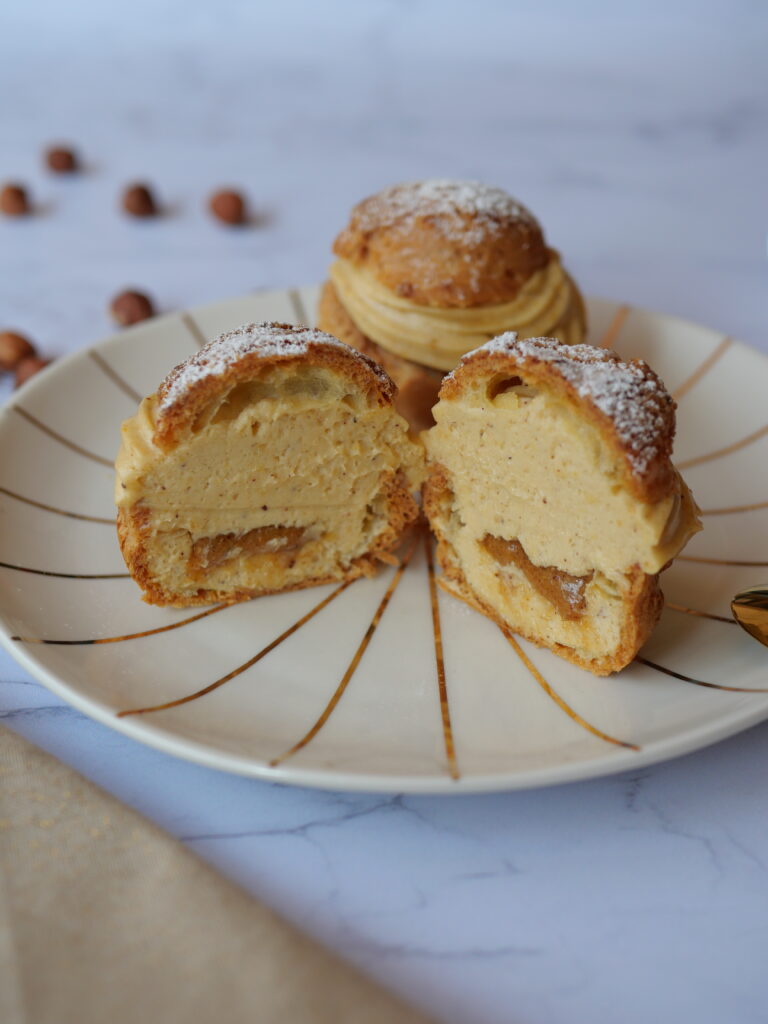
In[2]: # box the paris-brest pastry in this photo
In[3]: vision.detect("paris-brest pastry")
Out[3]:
[115,323,424,607]
[318,179,586,429]
[423,334,701,675]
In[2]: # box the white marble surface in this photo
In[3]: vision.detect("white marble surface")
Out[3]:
[2,2,767,1021]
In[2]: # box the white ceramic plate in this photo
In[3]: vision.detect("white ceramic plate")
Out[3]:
[1,287,767,793]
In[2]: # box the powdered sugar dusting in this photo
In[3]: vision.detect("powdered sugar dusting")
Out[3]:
[353,179,539,246]
[466,333,674,477]
[560,575,589,610]
[159,321,387,411]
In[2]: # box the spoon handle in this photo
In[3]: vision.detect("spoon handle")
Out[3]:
[731,586,768,648]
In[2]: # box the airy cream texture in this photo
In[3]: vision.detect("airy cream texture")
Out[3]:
[426,383,700,661]
[116,367,423,600]
[329,251,585,371]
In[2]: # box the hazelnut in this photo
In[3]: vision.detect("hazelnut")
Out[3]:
[1,183,30,217]
[15,356,51,389]
[122,183,158,218]
[0,331,36,371]
[209,189,246,225]
[110,289,155,326]
[46,145,79,173]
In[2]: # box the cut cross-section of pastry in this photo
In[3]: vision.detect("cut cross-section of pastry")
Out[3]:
[115,322,425,607]
[423,334,702,675]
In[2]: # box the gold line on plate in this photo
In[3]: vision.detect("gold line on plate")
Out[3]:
[672,336,732,401]
[181,312,209,350]
[598,304,630,350]
[0,485,115,524]
[13,407,113,468]
[118,581,353,718]
[701,500,768,517]
[678,422,768,471]
[288,288,309,327]
[88,350,142,404]
[13,602,231,646]
[424,531,459,780]
[678,555,768,567]
[0,560,128,581]
[665,602,736,625]
[502,628,640,750]
[269,542,417,768]
[636,656,768,693]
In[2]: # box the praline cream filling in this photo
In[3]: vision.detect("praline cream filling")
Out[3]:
[329,251,584,371]
[425,383,701,657]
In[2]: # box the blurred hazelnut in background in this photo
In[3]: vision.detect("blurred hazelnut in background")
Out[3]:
[110,289,156,326]
[122,183,158,218]
[209,189,247,225]
[1,183,30,216]
[45,145,79,173]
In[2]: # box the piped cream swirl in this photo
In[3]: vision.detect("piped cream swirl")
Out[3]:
[329,250,586,371]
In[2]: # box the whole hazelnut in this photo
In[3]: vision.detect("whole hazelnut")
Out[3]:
[122,183,158,218]
[209,189,246,225]
[1,184,30,217]
[0,331,36,371]
[110,289,155,326]
[46,145,79,173]
[15,356,51,389]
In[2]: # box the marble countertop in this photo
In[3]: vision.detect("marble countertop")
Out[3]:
[2,2,767,1021]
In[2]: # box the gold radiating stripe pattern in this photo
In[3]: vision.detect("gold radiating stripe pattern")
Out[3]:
[118,582,353,717]
[678,555,768,567]
[88,350,143,404]
[672,336,732,401]
[288,289,309,327]
[636,656,768,693]
[701,500,768,516]
[1,561,128,582]
[678,422,768,471]
[269,543,416,767]
[502,628,639,750]
[665,602,736,625]
[181,312,209,350]
[13,407,113,468]
[0,484,115,524]
[13,602,230,645]
[598,305,630,350]
[424,532,459,780]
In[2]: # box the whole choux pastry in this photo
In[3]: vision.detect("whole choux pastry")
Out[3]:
[318,179,586,429]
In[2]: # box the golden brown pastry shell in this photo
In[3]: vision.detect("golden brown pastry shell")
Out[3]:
[332,186,549,308]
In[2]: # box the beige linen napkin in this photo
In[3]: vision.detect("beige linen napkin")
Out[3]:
[0,726,434,1024]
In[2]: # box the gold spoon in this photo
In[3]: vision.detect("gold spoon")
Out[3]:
[731,586,768,648]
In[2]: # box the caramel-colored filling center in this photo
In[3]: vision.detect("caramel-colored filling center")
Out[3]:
[482,534,593,620]
[189,526,305,580]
